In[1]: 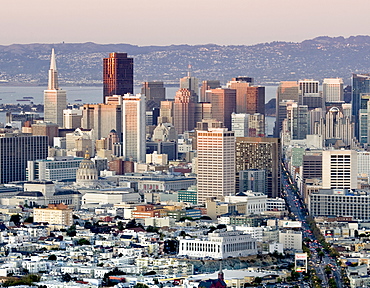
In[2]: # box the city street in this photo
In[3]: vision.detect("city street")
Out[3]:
[281,163,344,288]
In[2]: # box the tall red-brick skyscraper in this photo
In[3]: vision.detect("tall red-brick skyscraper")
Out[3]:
[103,53,133,101]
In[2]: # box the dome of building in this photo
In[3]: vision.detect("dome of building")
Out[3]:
[75,150,98,187]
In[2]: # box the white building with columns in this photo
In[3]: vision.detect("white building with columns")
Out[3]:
[178,230,257,259]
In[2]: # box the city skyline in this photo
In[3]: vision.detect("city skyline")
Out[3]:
[1,0,370,46]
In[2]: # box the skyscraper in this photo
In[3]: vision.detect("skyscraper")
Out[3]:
[180,69,199,102]
[352,74,370,140]
[81,102,122,141]
[248,113,265,137]
[323,78,344,103]
[285,102,308,140]
[122,93,146,163]
[200,80,221,102]
[103,53,133,101]
[227,79,264,115]
[274,81,299,137]
[322,150,357,190]
[0,134,48,184]
[208,88,236,130]
[231,113,249,137]
[141,81,166,110]
[173,89,195,134]
[277,81,299,102]
[235,137,281,198]
[298,79,319,104]
[44,49,67,127]
[157,100,174,125]
[197,128,235,203]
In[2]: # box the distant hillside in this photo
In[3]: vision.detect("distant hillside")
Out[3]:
[0,36,369,86]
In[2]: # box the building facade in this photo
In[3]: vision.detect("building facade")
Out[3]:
[0,134,48,184]
[43,49,67,127]
[27,156,83,181]
[33,203,73,226]
[141,81,165,110]
[103,52,133,101]
[208,88,237,131]
[352,74,370,140]
[323,78,344,103]
[178,230,257,259]
[236,137,281,198]
[81,102,122,141]
[309,189,370,221]
[322,149,357,190]
[122,94,146,162]
[197,128,235,203]
[173,89,196,134]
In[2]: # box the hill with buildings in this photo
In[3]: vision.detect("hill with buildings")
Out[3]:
[0,35,370,86]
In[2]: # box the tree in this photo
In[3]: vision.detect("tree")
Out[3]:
[48,254,57,261]
[77,238,91,245]
[253,277,262,284]
[126,219,138,229]
[9,214,21,225]
[291,271,300,281]
[61,273,72,282]
[66,225,76,237]
[24,216,33,223]
[216,224,226,230]
[117,221,124,231]
[134,284,149,288]
[146,225,159,233]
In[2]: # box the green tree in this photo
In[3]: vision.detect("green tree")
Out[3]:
[117,221,124,231]
[77,238,91,245]
[61,273,72,282]
[146,225,159,233]
[291,271,300,281]
[24,216,33,223]
[253,277,262,284]
[66,225,76,237]
[9,214,21,225]
[134,284,149,288]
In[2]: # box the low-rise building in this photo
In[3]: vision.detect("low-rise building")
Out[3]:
[33,203,73,227]
[278,229,302,251]
[178,230,257,259]
[309,189,370,221]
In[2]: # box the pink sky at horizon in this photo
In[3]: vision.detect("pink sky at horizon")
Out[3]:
[1,0,369,46]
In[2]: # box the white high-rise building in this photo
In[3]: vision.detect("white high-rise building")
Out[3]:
[122,93,146,163]
[322,150,357,190]
[197,128,235,203]
[323,78,344,103]
[357,151,370,176]
[44,49,67,127]
[298,79,319,104]
[231,113,248,137]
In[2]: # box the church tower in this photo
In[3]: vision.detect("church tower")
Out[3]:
[44,49,67,127]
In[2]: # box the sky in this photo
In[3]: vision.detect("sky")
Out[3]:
[1,0,370,46]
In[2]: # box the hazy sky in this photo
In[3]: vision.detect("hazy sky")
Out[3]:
[1,0,369,46]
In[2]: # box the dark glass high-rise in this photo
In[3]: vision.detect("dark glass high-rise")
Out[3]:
[103,53,133,101]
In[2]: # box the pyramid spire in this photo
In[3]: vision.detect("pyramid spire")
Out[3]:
[48,48,59,90]
[50,48,57,70]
